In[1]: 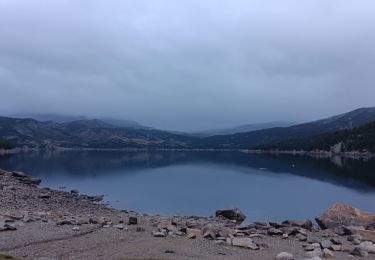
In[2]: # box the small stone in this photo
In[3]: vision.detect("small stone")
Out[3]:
[0,223,17,231]
[128,216,138,225]
[268,228,284,236]
[296,233,307,242]
[38,194,51,199]
[351,247,368,257]
[203,231,216,240]
[330,238,342,245]
[136,227,145,232]
[348,234,362,241]
[275,252,294,260]
[282,234,289,239]
[72,227,80,231]
[320,239,333,249]
[175,231,184,236]
[57,219,72,225]
[353,238,361,245]
[152,231,166,237]
[186,228,201,239]
[307,236,321,244]
[322,248,335,258]
[305,248,322,258]
[231,237,258,250]
[113,224,124,230]
[330,244,342,251]
[305,245,317,251]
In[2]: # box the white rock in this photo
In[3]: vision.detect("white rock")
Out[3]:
[275,252,294,260]
[72,227,80,231]
[231,237,258,250]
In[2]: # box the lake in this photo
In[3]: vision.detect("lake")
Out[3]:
[0,150,375,223]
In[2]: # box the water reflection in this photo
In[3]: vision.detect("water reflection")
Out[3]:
[0,150,374,221]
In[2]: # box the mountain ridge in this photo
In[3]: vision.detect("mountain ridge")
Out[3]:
[0,107,375,150]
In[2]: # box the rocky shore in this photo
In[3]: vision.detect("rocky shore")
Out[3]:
[1,169,375,260]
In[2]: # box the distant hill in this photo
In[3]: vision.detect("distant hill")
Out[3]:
[10,113,146,129]
[260,121,375,153]
[189,121,294,137]
[0,117,195,149]
[1,107,375,150]
[193,107,375,149]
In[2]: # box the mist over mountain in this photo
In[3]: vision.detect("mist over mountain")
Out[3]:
[1,107,374,151]
[192,107,375,149]
[10,113,147,129]
[190,122,295,137]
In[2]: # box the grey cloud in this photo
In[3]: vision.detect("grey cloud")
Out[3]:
[0,0,375,130]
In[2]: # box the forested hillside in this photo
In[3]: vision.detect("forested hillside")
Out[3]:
[261,121,375,153]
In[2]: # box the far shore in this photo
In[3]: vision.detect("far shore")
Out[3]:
[1,147,374,159]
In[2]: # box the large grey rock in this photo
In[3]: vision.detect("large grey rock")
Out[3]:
[215,208,246,224]
[359,241,375,254]
[316,204,375,229]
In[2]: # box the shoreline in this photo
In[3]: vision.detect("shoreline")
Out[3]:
[1,170,375,259]
[1,147,375,159]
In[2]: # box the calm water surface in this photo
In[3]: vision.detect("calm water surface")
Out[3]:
[1,151,374,222]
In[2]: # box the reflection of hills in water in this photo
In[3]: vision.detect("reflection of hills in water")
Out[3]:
[0,150,375,192]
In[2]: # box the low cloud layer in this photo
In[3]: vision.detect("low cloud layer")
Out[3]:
[1,0,375,130]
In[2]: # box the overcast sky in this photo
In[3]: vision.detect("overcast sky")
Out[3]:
[0,0,375,131]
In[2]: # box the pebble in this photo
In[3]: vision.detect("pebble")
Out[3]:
[275,252,294,260]
[72,227,80,231]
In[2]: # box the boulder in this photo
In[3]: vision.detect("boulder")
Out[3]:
[215,208,246,224]
[315,204,375,229]
[359,241,375,254]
